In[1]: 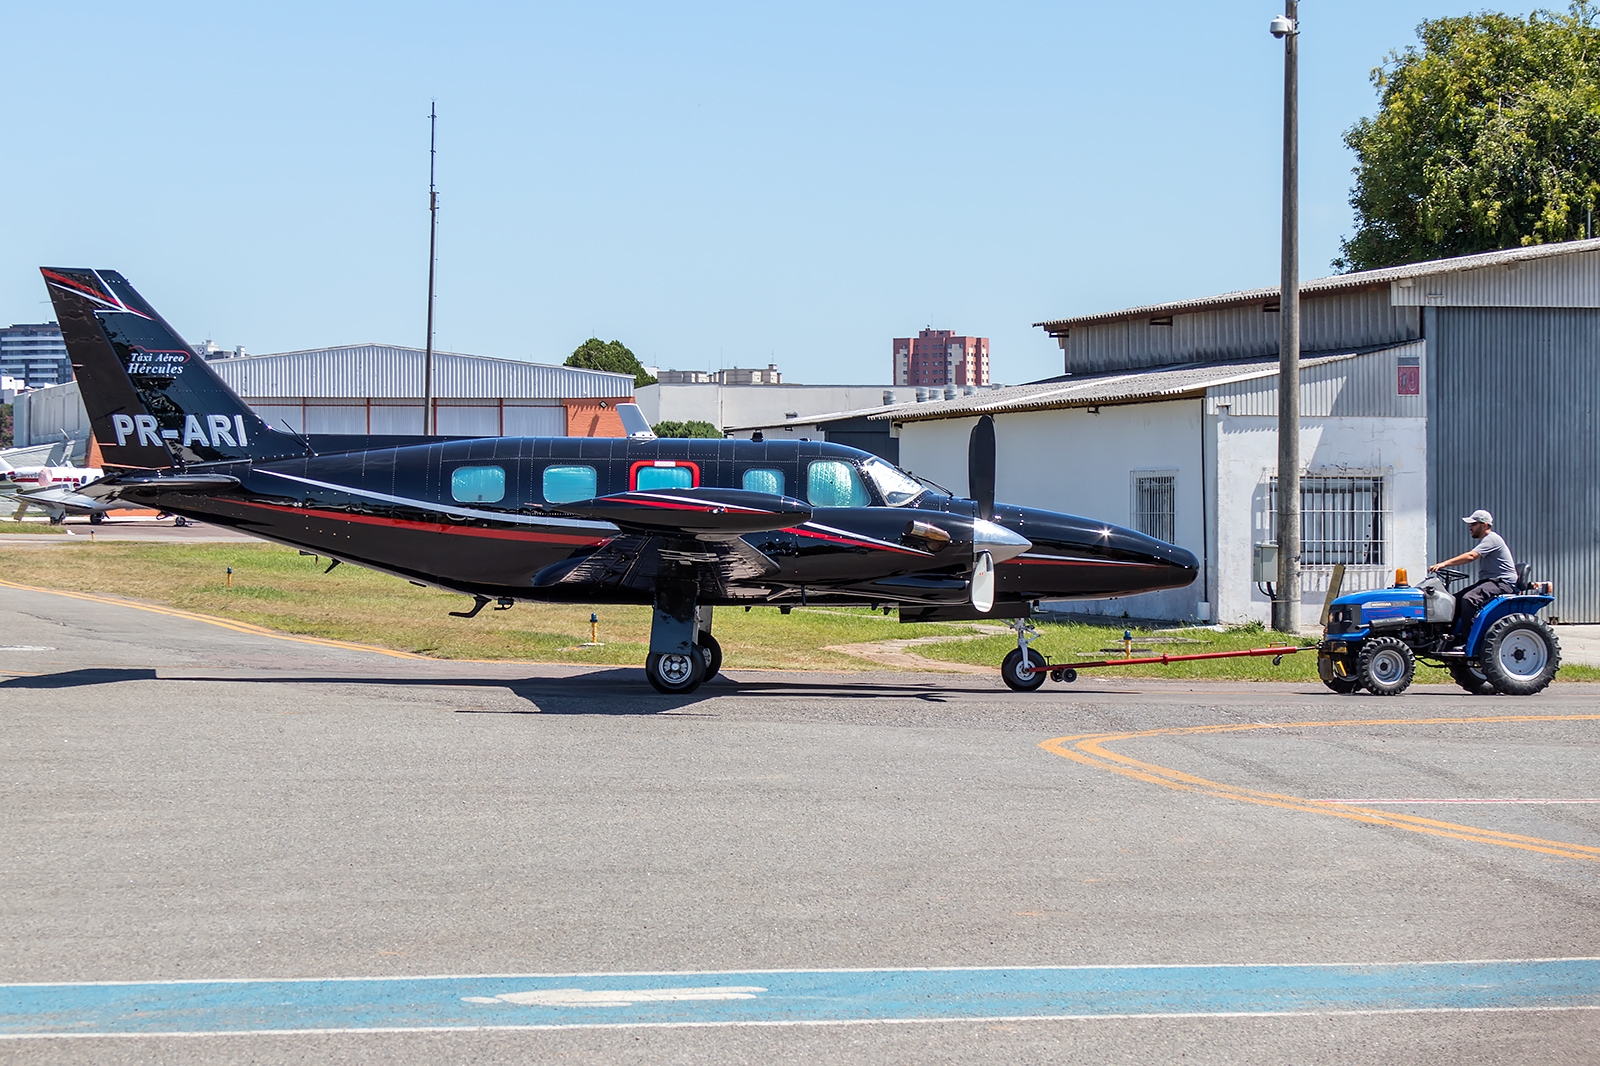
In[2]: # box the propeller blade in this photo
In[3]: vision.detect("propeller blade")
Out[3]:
[967,414,996,522]
[970,551,995,613]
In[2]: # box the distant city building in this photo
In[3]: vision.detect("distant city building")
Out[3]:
[893,329,989,388]
[194,339,248,360]
[1,323,71,388]
[657,364,783,385]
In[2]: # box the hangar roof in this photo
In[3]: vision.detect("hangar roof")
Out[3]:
[871,345,1411,424]
[211,344,634,400]
[1034,237,1600,333]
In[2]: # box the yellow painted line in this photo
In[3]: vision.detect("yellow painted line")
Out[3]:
[0,577,431,661]
[1040,716,1600,863]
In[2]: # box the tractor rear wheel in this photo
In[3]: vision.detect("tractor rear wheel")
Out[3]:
[1357,636,1415,696]
[1448,662,1496,695]
[1479,614,1560,696]
[1001,648,1048,692]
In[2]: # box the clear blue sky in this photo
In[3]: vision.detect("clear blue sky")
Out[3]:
[1,2,1538,385]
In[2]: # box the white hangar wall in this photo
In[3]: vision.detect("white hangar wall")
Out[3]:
[1211,414,1428,625]
[898,400,1209,622]
[891,344,1428,625]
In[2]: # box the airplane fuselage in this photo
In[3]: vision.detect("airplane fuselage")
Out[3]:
[127,435,1198,612]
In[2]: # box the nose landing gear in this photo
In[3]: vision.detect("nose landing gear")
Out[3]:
[1001,617,1048,692]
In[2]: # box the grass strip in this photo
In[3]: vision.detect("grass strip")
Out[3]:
[0,519,65,534]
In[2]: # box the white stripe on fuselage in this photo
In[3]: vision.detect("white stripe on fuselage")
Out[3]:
[256,469,619,532]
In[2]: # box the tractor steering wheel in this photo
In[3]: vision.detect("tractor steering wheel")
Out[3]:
[1431,565,1469,582]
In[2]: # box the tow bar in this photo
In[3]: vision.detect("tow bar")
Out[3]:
[1027,644,1304,683]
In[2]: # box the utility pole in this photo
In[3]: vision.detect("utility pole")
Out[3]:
[1271,4,1300,634]
[422,102,439,436]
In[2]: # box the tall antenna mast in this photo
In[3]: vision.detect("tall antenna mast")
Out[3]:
[422,101,439,435]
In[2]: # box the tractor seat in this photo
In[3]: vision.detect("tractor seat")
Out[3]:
[1516,562,1533,591]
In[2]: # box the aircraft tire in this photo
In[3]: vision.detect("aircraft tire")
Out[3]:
[1447,662,1496,695]
[698,631,722,681]
[1479,614,1560,696]
[1356,636,1415,696]
[1001,648,1048,692]
[89,511,105,525]
[646,651,704,695]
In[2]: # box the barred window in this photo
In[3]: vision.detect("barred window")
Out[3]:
[1270,476,1387,566]
[1132,472,1176,543]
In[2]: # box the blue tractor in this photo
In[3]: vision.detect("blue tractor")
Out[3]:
[1318,565,1561,696]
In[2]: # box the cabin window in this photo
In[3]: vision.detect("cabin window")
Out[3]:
[542,464,598,504]
[742,468,785,496]
[451,465,506,504]
[631,460,699,491]
[806,459,870,508]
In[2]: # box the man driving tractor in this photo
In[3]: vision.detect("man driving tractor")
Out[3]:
[1429,508,1517,637]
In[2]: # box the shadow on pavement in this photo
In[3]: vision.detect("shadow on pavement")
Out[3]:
[0,668,161,689]
[0,664,972,713]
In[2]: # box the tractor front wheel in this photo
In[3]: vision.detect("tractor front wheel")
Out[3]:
[1357,637,1415,696]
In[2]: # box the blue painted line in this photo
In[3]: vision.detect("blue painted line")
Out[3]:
[3,960,1598,1036]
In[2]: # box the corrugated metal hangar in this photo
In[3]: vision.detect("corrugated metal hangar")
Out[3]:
[883,239,1600,624]
[211,344,634,437]
[13,344,637,448]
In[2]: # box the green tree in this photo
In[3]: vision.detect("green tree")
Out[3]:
[565,337,657,388]
[0,403,12,448]
[651,419,722,439]
[1338,3,1600,271]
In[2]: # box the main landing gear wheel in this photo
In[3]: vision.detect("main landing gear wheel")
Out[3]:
[1357,636,1415,696]
[697,631,722,681]
[1322,676,1362,694]
[1479,614,1560,696]
[89,511,105,525]
[1448,662,1496,695]
[1001,648,1048,692]
[645,651,704,695]
[173,516,189,527]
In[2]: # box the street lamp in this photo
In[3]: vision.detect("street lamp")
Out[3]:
[1270,3,1300,634]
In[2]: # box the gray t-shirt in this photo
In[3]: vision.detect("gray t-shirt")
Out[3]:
[1474,530,1517,583]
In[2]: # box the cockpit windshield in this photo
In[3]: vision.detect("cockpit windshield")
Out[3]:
[861,457,926,507]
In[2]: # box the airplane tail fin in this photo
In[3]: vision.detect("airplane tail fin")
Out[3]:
[40,268,304,469]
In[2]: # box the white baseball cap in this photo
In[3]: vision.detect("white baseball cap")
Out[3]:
[1462,509,1493,525]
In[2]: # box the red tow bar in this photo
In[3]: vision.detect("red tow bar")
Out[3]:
[1027,644,1303,676]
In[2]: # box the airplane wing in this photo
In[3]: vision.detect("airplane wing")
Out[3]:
[76,473,241,502]
[533,532,781,599]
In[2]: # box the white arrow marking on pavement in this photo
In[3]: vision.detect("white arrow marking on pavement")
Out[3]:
[462,986,767,1008]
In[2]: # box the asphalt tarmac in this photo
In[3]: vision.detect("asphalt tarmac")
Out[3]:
[2,582,1597,1064]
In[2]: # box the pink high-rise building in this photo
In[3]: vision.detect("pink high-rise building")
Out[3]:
[892,329,989,387]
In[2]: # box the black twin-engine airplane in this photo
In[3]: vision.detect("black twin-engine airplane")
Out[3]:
[43,267,1198,693]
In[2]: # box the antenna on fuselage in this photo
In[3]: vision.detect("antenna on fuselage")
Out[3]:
[422,101,439,436]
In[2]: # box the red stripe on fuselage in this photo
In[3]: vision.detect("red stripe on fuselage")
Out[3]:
[234,500,608,545]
